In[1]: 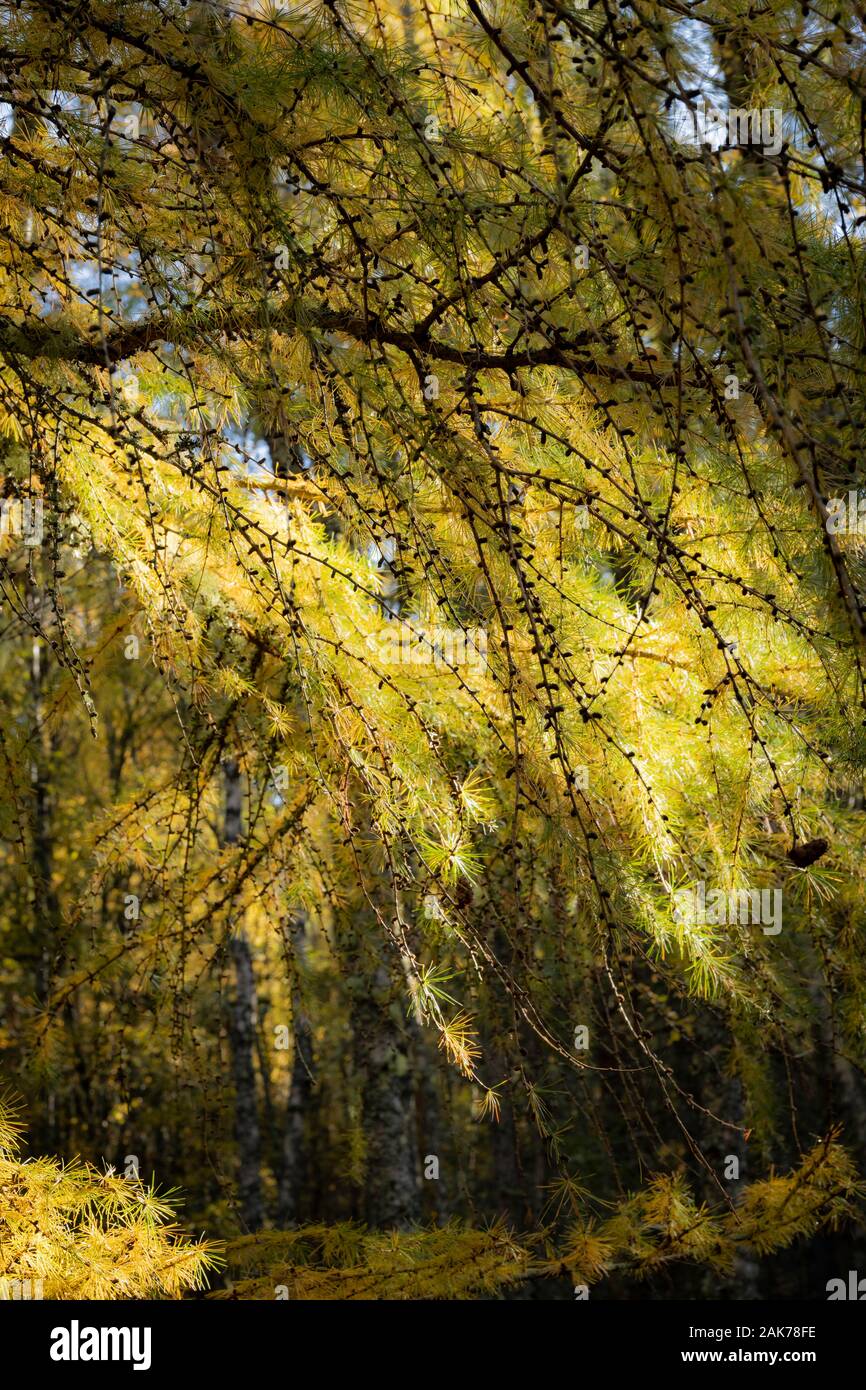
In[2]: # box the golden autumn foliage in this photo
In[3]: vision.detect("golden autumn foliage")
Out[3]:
[0,0,865,1300]
[0,1102,222,1300]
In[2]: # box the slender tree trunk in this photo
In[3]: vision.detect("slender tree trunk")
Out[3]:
[222,757,265,1232]
[353,962,420,1229]
[276,912,314,1226]
[28,626,59,1006]
[396,885,451,1223]
[28,598,65,1154]
[227,934,265,1231]
[342,915,420,1229]
[410,1016,452,1222]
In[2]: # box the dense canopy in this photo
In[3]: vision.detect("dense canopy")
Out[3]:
[1,0,866,1299]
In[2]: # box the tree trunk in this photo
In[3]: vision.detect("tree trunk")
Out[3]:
[343,917,420,1229]
[28,602,64,1155]
[28,624,59,1006]
[276,913,314,1227]
[222,758,265,1232]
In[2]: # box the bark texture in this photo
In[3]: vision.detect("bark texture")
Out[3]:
[344,930,420,1229]
[223,758,265,1232]
[276,912,314,1226]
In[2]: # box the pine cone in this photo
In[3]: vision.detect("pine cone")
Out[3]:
[786,838,829,868]
[454,879,473,909]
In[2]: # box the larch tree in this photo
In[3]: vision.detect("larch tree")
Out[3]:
[0,0,865,1298]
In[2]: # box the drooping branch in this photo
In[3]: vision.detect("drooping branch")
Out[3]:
[0,301,665,386]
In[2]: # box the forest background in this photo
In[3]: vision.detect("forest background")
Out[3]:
[1,0,866,1300]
